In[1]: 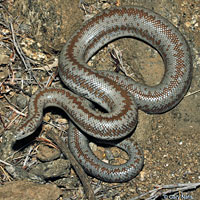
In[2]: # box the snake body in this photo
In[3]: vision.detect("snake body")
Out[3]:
[15,6,192,182]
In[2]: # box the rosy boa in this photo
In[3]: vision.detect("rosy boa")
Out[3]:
[15,6,192,182]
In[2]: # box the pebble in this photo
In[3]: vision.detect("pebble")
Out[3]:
[16,94,27,109]
[30,159,70,179]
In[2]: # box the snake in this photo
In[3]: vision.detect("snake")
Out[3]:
[15,6,192,182]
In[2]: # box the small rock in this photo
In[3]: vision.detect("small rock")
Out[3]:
[16,94,28,109]
[30,159,70,179]
[5,165,44,182]
[0,66,9,81]
[0,180,62,200]
[54,177,79,188]
[0,54,10,65]
[102,3,111,10]
[185,21,191,28]
[139,171,146,181]
[36,144,61,162]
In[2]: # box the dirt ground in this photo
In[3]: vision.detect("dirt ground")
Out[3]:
[0,0,199,200]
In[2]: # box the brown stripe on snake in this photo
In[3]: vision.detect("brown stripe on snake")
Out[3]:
[16,6,192,182]
[16,87,137,141]
[58,69,138,123]
[68,122,144,182]
[78,7,192,113]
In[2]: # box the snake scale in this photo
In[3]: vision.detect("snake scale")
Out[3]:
[15,6,192,182]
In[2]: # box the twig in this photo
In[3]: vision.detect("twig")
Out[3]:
[79,0,90,13]
[3,94,22,111]
[42,121,68,135]
[9,21,41,87]
[35,137,58,149]
[22,146,34,169]
[6,105,26,116]
[0,2,12,16]
[5,83,32,96]
[4,139,36,163]
[5,107,27,130]
[130,182,200,200]
[46,69,58,87]
[9,22,30,73]
[0,159,12,166]
[185,89,200,97]
[0,114,6,128]
[0,20,8,28]
[116,0,121,7]
[110,47,135,77]
[46,130,96,200]
[0,166,13,181]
